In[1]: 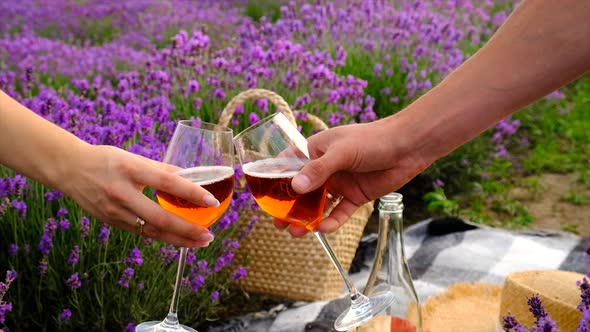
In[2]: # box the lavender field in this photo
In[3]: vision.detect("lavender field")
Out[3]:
[1,0,588,331]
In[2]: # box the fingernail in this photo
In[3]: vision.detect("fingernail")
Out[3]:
[198,232,214,243]
[292,174,310,192]
[204,194,220,207]
[195,240,211,248]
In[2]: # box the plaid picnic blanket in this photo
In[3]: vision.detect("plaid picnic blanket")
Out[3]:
[208,217,590,332]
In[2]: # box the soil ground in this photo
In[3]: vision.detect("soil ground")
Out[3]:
[366,173,590,237]
[509,173,590,236]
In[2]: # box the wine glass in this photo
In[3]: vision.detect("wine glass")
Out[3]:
[233,112,394,331]
[136,120,234,332]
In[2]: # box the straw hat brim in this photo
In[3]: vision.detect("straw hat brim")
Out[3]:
[419,270,585,332]
[421,282,503,332]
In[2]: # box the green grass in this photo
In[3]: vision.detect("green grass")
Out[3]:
[561,191,590,206]
[561,223,580,234]
[520,79,590,174]
[244,0,282,23]
[425,76,590,229]
[335,49,410,119]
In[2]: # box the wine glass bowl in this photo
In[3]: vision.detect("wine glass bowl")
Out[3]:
[242,157,327,230]
[136,120,234,332]
[234,112,394,331]
[156,166,234,228]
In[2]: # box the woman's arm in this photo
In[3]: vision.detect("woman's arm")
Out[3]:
[0,89,218,247]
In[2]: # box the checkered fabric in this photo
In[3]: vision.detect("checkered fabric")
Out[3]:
[209,218,590,332]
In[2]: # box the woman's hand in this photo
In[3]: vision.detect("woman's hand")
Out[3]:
[1,89,218,247]
[62,144,219,247]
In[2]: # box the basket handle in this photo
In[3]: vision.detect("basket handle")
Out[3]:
[219,88,329,131]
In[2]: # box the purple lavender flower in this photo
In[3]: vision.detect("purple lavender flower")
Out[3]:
[213,88,226,99]
[57,208,68,218]
[213,252,234,272]
[186,248,196,266]
[232,267,247,281]
[38,260,48,277]
[98,224,110,245]
[66,273,82,290]
[159,245,179,265]
[528,296,548,319]
[492,11,508,26]
[0,302,12,324]
[5,271,17,283]
[502,314,525,332]
[137,281,145,290]
[38,233,54,256]
[11,200,26,217]
[122,247,143,266]
[197,260,209,274]
[80,217,90,239]
[123,322,136,332]
[531,316,560,332]
[578,277,590,311]
[577,308,590,332]
[373,63,383,76]
[59,219,70,231]
[210,291,220,301]
[190,275,205,292]
[44,190,63,202]
[223,240,239,251]
[238,215,259,240]
[60,308,72,321]
[187,79,199,93]
[118,268,135,288]
[248,112,260,125]
[8,243,18,257]
[68,245,80,265]
[256,98,268,113]
[433,179,445,188]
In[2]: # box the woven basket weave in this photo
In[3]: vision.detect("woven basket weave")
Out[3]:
[219,89,373,301]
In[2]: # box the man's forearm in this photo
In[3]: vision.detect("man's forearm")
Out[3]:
[0,90,88,188]
[390,0,590,164]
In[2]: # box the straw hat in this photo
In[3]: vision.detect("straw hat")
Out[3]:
[355,270,584,332]
[424,270,584,332]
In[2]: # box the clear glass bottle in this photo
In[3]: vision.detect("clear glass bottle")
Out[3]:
[357,192,423,332]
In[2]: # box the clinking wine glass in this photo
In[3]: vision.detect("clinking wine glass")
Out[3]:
[234,112,395,331]
[136,120,234,332]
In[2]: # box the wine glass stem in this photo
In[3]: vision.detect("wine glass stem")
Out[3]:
[313,231,370,310]
[163,246,188,327]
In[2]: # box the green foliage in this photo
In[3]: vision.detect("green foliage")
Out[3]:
[561,191,590,206]
[36,15,119,46]
[245,0,282,23]
[0,168,241,331]
[423,188,460,216]
[424,134,495,195]
[78,16,120,45]
[336,49,409,119]
[575,170,590,189]
[561,223,580,234]
[423,75,590,228]
[517,81,590,174]
[490,196,533,227]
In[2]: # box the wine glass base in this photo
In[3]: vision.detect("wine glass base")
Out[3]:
[135,320,198,332]
[334,290,395,331]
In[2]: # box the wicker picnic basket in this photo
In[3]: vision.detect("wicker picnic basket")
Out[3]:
[218,89,373,302]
